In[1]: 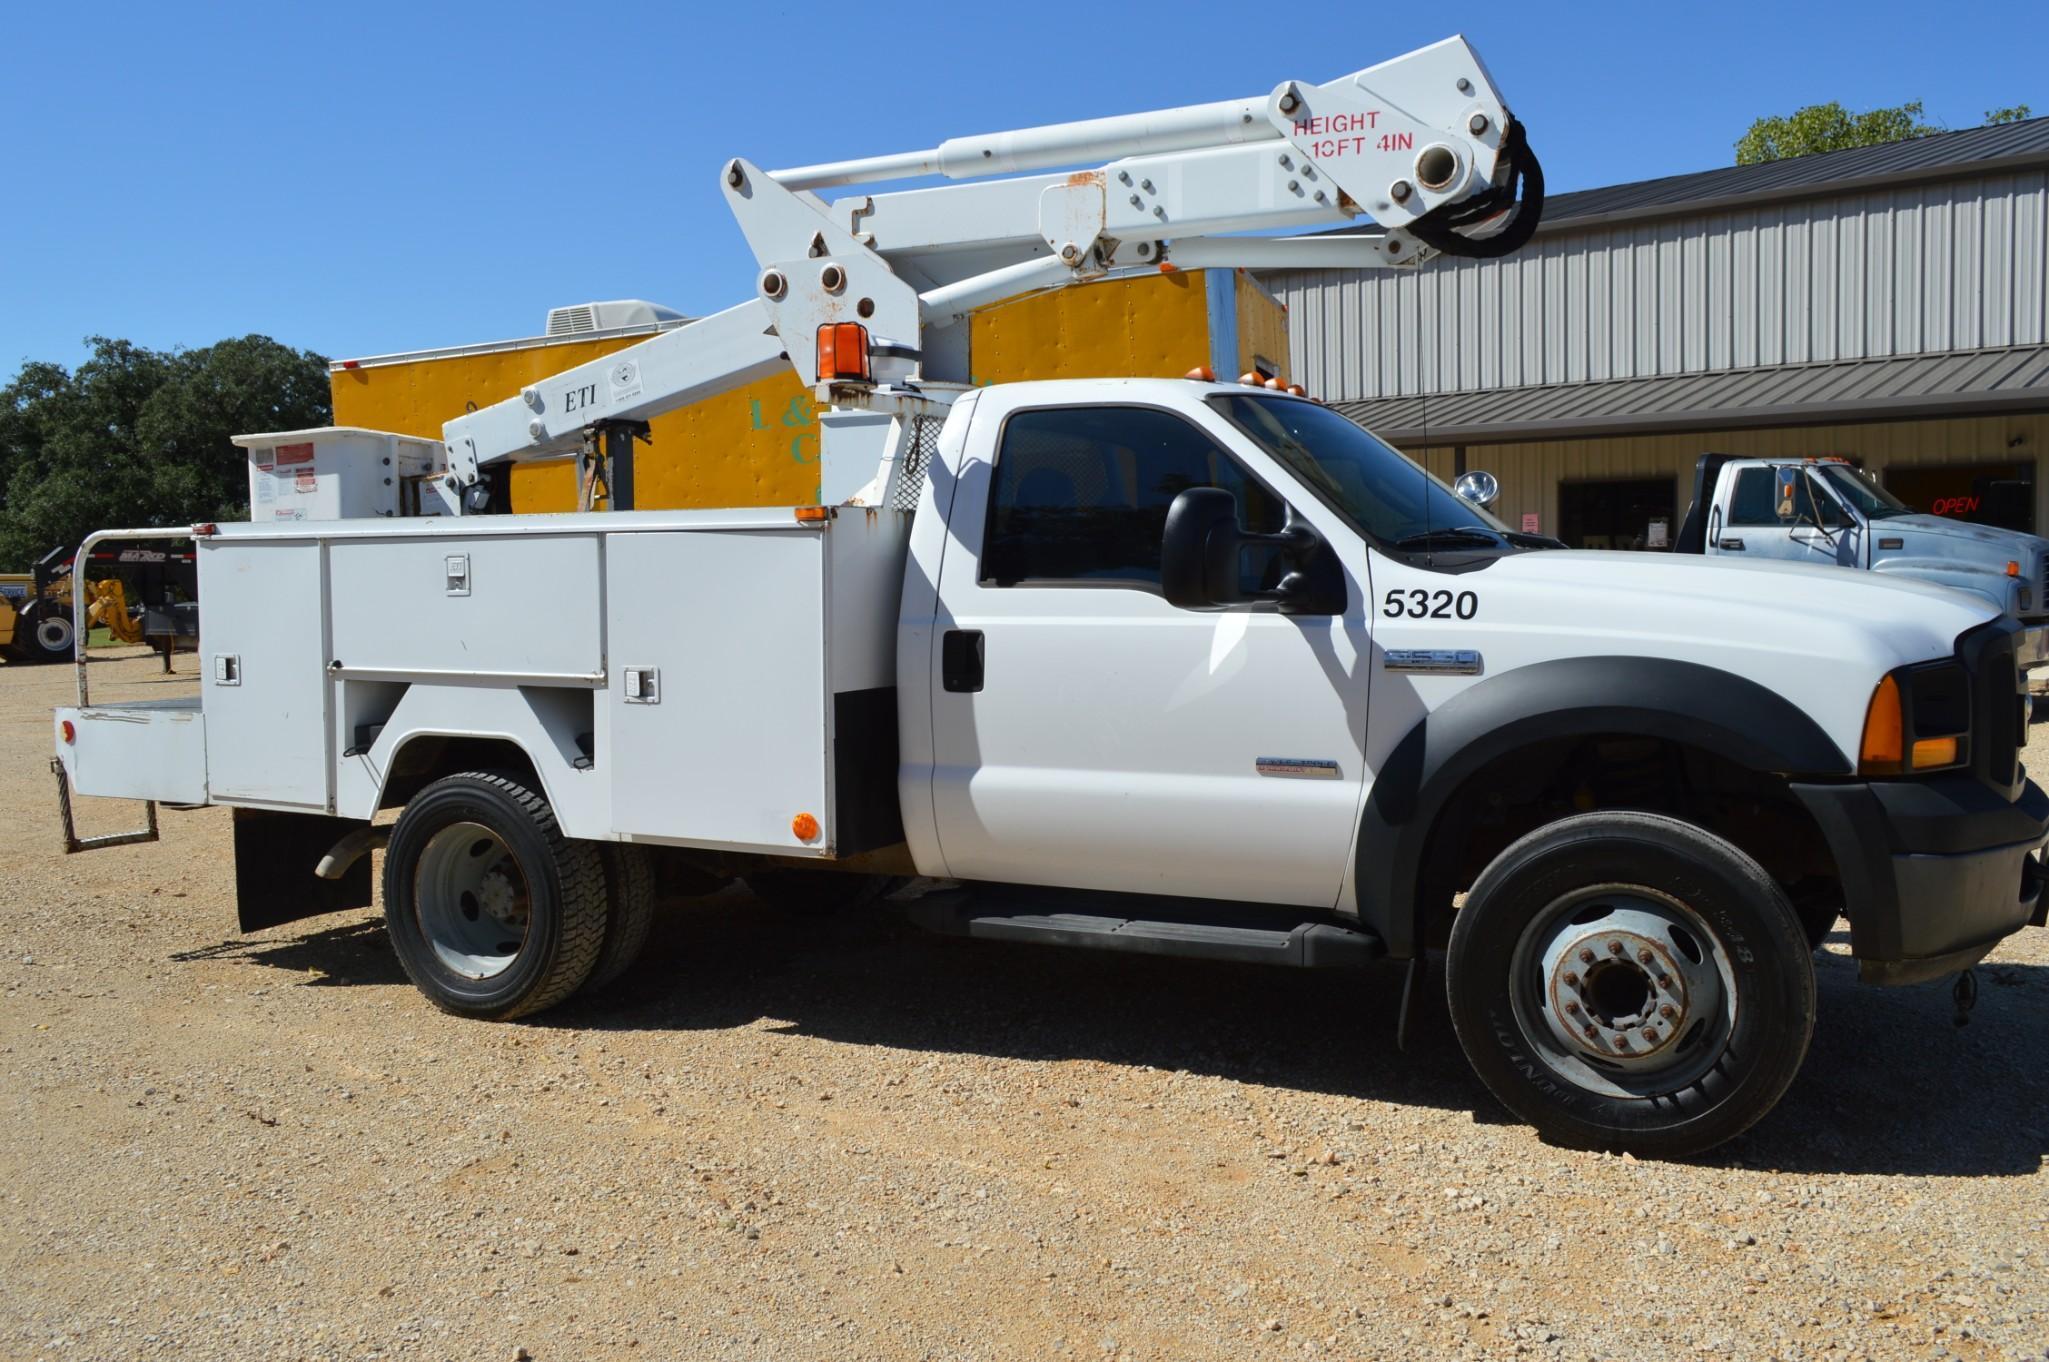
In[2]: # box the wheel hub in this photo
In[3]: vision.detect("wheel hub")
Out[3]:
[1542,924,1690,1062]
[1519,893,1733,1088]
[414,822,532,980]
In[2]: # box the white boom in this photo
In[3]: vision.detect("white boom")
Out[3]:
[434,34,1543,511]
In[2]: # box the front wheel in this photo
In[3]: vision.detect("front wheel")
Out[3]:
[1446,811,1815,1159]
[382,771,607,1020]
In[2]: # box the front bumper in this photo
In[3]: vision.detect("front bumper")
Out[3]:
[1792,775,2049,985]
[2019,623,2049,672]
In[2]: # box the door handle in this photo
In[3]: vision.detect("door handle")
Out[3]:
[942,629,984,693]
[1719,538,1746,551]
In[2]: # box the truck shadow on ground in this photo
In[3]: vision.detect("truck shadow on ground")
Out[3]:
[210,901,2049,1176]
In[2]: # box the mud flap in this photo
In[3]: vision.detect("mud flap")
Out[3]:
[233,808,373,933]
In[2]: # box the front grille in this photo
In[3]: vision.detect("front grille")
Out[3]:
[1966,623,2023,792]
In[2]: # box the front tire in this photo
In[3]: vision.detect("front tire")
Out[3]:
[1446,811,1815,1159]
[382,771,606,1020]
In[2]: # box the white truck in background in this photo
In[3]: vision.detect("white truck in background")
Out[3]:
[1674,452,2049,634]
[50,38,2049,1159]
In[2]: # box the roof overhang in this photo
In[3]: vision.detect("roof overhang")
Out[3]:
[1337,345,2049,448]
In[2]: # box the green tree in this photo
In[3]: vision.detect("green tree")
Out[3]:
[1985,105,2033,125]
[0,335,329,568]
[1734,100,1941,165]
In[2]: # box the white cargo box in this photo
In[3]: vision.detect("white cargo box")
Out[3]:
[60,507,911,861]
[232,427,446,523]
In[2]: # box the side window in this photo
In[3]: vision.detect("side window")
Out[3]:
[1726,468,1781,526]
[980,406,1286,590]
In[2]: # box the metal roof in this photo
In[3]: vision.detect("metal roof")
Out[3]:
[1335,344,2049,447]
[1322,116,2049,238]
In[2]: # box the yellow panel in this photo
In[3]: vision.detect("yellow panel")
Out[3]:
[332,270,1238,515]
[331,337,822,513]
[970,270,1209,383]
[1234,270,1292,382]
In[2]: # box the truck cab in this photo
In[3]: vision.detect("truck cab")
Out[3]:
[1678,453,2049,638]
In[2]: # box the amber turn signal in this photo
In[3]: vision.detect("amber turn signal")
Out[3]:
[1858,674,1904,774]
[1911,736,1959,768]
[791,812,821,842]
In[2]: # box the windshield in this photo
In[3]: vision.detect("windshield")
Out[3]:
[1207,393,1510,545]
[1815,463,1912,520]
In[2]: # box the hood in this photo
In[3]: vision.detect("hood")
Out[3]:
[1480,547,1998,667]
[1872,514,2049,557]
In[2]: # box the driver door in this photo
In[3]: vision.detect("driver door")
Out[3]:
[1722,466,1860,568]
[925,395,1372,909]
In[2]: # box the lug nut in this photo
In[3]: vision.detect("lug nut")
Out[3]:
[1609,941,1626,957]
[1660,1005,1677,1021]
[1657,974,1673,989]
[1638,948,1655,965]
[1564,1001,1581,1016]
[1563,971,1579,987]
[1582,1023,1598,1039]
[1579,949,1596,966]
[1614,1034,1631,1049]
[1642,1028,1659,1044]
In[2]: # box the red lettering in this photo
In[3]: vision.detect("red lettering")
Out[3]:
[1291,111,1383,145]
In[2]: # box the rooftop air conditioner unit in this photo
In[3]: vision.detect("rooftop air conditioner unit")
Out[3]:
[544,299,687,337]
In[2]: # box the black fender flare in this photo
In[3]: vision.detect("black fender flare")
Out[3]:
[1356,655,1852,956]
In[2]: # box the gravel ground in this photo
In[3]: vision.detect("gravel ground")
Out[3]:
[2,649,2046,1362]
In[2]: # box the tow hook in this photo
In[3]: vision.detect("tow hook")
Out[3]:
[1952,969,1979,1028]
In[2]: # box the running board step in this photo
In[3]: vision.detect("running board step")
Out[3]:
[906,887,1383,969]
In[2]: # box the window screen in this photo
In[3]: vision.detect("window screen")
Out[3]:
[981,406,1284,589]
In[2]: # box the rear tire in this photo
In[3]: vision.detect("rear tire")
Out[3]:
[19,604,73,663]
[382,771,606,1020]
[584,844,657,992]
[1446,811,1815,1159]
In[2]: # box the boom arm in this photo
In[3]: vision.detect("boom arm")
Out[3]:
[437,34,1541,500]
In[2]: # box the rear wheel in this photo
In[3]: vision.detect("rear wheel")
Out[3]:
[1446,811,1815,1159]
[382,771,606,1020]
[583,844,657,992]
[18,604,73,663]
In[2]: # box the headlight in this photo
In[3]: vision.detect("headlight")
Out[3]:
[1859,660,1970,775]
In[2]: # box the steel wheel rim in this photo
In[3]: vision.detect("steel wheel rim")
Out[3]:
[1507,883,1739,1100]
[36,616,72,651]
[414,821,532,980]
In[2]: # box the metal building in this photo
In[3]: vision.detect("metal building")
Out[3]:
[1263,119,2049,548]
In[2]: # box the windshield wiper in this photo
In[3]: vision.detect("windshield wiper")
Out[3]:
[1393,526,1505,550]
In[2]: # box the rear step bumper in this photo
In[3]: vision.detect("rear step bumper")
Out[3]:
[907,888,1384,968]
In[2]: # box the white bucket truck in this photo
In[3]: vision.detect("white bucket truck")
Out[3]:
[51,38,2049,1157]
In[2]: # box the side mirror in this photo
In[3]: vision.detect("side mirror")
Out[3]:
[1453,469,1500,509]
[1773,466,1801,523]
[1161,488,1338,613]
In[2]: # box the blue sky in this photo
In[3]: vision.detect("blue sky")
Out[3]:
[3,0,2042,372]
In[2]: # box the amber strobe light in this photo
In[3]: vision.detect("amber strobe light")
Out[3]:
[1859,674,1904,774]
[815,323,872,384]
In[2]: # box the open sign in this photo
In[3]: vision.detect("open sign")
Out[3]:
[1931,495,1981,517]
